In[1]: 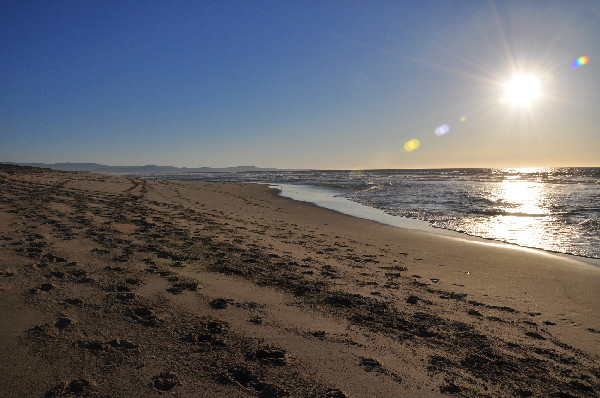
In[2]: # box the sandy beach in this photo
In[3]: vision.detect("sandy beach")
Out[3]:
[1,164,599,398]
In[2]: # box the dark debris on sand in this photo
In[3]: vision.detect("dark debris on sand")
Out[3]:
[206,227,600,398]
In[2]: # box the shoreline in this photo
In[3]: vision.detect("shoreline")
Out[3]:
[1,165,599,397]
[272,182,600,268]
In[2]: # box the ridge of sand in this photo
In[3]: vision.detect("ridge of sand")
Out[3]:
[1,164,598,397]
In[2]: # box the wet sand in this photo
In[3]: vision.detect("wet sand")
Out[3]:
[1,164,599,397]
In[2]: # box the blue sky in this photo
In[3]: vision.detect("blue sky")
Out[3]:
[2,1,599,169]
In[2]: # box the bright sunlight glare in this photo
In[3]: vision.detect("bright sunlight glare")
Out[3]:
[503,74,542,107]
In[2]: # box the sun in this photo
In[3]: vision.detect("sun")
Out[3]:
[503,74,542,107]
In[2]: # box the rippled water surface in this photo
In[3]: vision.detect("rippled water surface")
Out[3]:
[163,168,600,259]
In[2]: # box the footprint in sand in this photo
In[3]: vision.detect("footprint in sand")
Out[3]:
[44,378,93,397]
[62,298,84,306]
[209,298,230,309]
[525,331,546,340]
[30,283,55,294]
[254,345,289,366]
[128,306,160,327]
[325,388,349,398]
[222,367,288,397]
[359,357,381,372]
[151,372,180,391]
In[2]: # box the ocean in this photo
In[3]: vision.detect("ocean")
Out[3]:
[162,168,600,261]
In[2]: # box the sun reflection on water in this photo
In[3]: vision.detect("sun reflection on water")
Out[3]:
[480,170,557,250]
[496,179,548,216]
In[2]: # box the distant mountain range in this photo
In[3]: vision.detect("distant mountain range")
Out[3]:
[2,162,291,175]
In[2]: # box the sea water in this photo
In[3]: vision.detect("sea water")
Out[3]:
[164,168,600,260]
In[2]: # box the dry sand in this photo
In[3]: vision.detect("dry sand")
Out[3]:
[0,164,598,397]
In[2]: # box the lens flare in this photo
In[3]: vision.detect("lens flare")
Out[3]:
[571,56,589,68]
[435,124,450,136]
[460,116,466,122]
[404,138,420,152]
